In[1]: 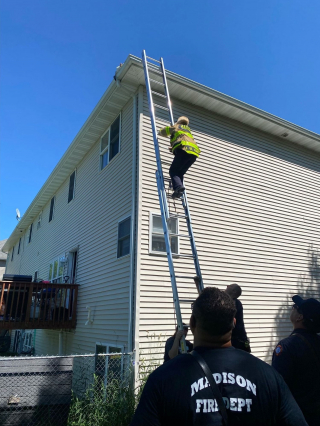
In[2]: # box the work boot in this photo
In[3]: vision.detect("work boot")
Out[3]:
[172,191,182,199]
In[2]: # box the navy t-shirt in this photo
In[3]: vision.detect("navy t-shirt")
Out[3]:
[272,328,320,426]
[131,346,307,426]
[232,299,248,343]
[163,335,193,362]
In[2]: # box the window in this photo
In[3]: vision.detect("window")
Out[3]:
[48,254,66,283]
[150,214,178,254]
[100,115,121,170]
[95,343,124,386]
[49,197,55,222]
[117,217,131,258]
[28,224,33,243]
[11,246,15,261]
[17,238,21,255]
[37,212,42,230]
[68,171,76,203]
[34,271,38,282]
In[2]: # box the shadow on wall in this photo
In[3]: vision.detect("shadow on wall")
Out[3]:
[265,244,320,362]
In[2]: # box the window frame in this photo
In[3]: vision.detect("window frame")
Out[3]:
[48,254,66,283]
[17,238,21,255]
[68,170,76,203]
[99,114,121,171]
[37,212,42,230]
[28,223,33,243]
[117,216,131,259]
[149,212,179,255]
[95,342,124,387]
[11,246,15,261]
[49,197,55,222]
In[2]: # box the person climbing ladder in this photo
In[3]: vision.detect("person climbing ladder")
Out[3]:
[158,116,200,198]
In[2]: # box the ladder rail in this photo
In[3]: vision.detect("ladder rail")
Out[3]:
[181,191,204,292]
[156,171,186,352]
[142,50,170,221]
[142,49,204,352]
[160,57,174,125]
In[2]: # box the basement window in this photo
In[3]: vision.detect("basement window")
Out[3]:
[100,115,121,170]
[95,343,124,386]
[150,214,178,254]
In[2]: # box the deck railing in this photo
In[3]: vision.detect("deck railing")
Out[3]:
[0,281,79,330]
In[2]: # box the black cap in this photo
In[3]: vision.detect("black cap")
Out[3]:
[292,295,320,332]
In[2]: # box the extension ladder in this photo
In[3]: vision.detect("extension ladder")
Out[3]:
[142,50,204,353]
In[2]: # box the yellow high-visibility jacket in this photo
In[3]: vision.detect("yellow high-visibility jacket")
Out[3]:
[158,124,200,157]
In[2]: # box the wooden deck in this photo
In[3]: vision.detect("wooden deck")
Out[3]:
[0,281,79,330]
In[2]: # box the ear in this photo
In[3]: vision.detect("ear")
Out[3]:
[233,318,236,328]
[190,314,196,331]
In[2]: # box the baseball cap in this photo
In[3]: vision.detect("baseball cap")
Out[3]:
[292,295,320,332]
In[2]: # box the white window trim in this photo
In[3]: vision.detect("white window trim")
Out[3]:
[48,254,66,283]
[117,215,131,259]
[28,223,33,244]
[68,170,76,203]
[149,211,180,256]
[99,113,121,172]
[49,196,55,222]
[95,342,124,387]
[37,212,42,230]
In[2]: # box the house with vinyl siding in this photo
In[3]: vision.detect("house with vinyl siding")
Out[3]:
[2,54,320,366]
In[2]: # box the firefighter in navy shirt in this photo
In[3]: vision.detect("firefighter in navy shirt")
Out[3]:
[225,284,251,352]
[131,288,307,426]
[164,323,193,362]
[272,295,320,426]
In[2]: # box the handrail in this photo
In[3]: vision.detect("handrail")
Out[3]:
[0,281,79,330]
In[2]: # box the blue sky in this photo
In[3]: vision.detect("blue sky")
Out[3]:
[1,0,320,240]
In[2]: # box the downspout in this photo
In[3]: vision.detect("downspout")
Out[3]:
[132,85,144,384]
[128,93,138,352]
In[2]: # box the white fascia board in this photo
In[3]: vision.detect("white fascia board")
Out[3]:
[3,58,138,252]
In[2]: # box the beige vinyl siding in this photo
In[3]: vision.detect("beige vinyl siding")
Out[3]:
[138,89,320,363]
[5,97,135,355]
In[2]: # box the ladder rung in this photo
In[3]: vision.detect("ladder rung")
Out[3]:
[169,214,188,219]
[146,56,161,63]
[175,254,195,259]
[150,79,165,86]
[151,91,167,99]
[149,68,163,76]
[161,160,172,165]
[163,177,171,181]
[176,275,198,279]
[179,299,195,303]
[176,234,191,239]
[154,103,169,111]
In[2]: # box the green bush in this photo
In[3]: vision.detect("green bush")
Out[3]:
[67,358,159,426]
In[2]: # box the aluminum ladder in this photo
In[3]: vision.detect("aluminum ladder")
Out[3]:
[142,50,204,353]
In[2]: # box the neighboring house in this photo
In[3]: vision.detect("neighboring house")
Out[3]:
[2,55,320,367]
[0,240,7,279]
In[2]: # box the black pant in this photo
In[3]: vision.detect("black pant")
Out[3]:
[169,149,196,191]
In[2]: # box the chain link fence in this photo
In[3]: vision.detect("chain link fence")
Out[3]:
[0,352,135,426]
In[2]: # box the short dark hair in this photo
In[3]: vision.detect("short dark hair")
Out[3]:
[232,284,242,298]
[192,287,236,336]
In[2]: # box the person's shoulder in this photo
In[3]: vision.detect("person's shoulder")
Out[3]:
[155,353,194,377]
[235,298,243,308]
[274,333,303,356]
